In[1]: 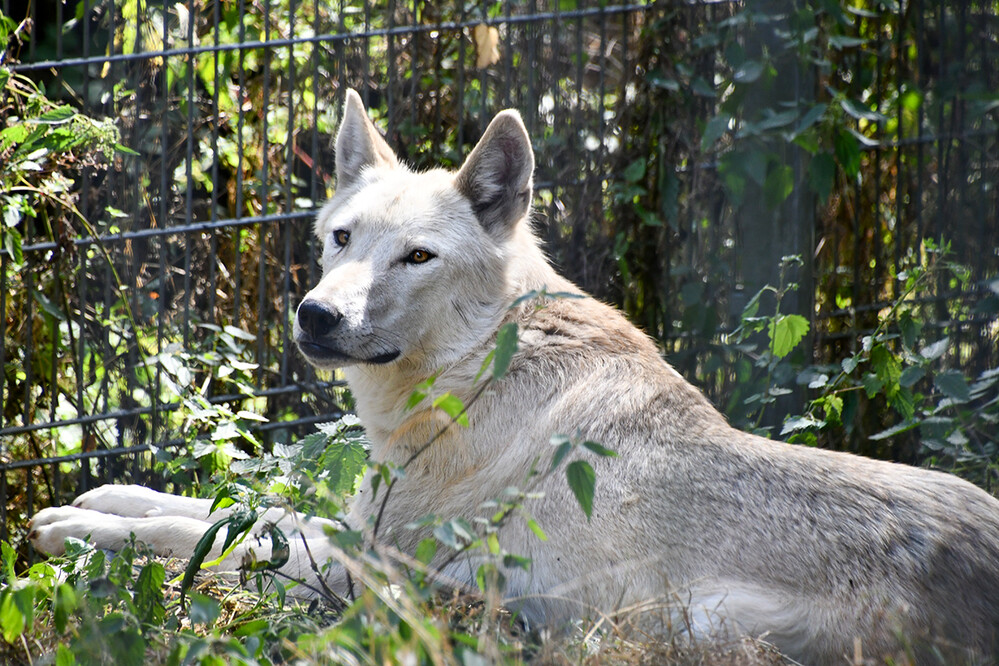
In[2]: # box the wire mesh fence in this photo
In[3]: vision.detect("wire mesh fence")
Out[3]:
[2,0,998,561]
[1,0,660,552]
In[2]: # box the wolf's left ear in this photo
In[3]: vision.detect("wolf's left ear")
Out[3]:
[455,110,534,236]
[335,89,399,192]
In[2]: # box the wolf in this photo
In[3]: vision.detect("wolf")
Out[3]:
[30,89,999,664]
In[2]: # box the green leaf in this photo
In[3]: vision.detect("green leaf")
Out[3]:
[828,34,867,49]
[55,645,74,666]
[834,128,861,179]
[433,393,469,427]
[842,354,860,374]
[36,106,76,124]
[321,440,368,497]
[188,592,221,625]
[1,541,15,583]
[581,440,618,458]
[181,510,256,600]
[795,103,828,135]
[526,518,548,542]
[934,370,971,403]
[763,163,795,209]
[549,435,572,472]
[808,151,836,203]
[566,460,596,520]
[899,366,926,388]
[822,394,844,423]
[492,323,518,380]
[415,538,437,565]
[134,562,165,624]
[733,60,763,83]
[840,97,885,122]
[767,314,809,358]
[780,415,823,436]
[701,113,731,151]
[622,159,645,183]
[862,373,884,397]
[870,420,919,440]
[1,590,25,642]
[920,337,949,361]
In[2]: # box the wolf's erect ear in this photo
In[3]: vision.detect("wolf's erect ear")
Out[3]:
[455,110,534,235]
[335,89,399,191]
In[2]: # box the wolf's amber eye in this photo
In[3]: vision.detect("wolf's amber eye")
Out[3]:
[333,229,350,247]
[406,249,434,264]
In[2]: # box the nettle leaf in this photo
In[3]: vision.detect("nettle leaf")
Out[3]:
[780,415,823,436]
[899,365,926,388]
[493,323,518,379]
[566,460,596,520]
[934,370,971,403]
[920,337,950,362]
[822,394,844,422]
[768,314,809,358]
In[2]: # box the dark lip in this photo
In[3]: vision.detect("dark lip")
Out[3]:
[296,340,400,365]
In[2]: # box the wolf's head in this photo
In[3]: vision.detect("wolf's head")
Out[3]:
[294,90,539,372]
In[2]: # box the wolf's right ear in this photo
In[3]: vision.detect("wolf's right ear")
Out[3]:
[455,110,534,236]
[335,89,399,191]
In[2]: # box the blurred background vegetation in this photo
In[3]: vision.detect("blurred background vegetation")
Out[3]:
[1,0,997,561]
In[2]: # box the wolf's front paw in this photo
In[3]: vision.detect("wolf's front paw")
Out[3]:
[72,484,168,517]
[28,506,113,556]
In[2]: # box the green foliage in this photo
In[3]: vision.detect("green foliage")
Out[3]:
[734,241,999,490]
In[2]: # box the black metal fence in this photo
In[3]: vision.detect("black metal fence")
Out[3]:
[2,0,998,559]
[1,0,660,551]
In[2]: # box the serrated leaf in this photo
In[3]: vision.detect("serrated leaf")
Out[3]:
[934,370,971,403]
[36,106,76,123]
[566,460,596,520]
[822,394,844,422]
[899,366,926,388]
[920,337,949,361]
[768,314,809,358]
[780,415,823,436]
[862,373,884,398]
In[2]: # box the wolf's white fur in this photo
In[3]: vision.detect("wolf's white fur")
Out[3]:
[30,90,999,664]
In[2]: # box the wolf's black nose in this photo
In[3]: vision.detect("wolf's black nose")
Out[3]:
[297,300,343,338]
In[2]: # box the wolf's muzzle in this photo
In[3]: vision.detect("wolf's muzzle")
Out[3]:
[297,299,343,338]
